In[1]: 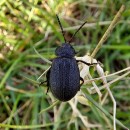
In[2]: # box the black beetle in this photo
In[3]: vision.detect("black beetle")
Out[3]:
[42,15,94,101]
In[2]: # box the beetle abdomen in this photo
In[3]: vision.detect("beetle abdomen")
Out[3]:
[49,57,80,101]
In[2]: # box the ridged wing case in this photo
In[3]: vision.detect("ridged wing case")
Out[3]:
[49,57,80,101]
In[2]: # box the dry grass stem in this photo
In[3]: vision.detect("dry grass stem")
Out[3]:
[91,5,125,58]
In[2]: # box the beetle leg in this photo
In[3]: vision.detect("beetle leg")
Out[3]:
[39,80,47,85]
[45,68,51,94]
[39,68,51,94]
[77,60,97,66]
[80,77,84,87]
[46,86,49,94]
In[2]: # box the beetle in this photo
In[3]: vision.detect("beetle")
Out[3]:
[41,15,94,101]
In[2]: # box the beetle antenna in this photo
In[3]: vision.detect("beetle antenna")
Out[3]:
[56,14,66,43]
[68,21,87,43]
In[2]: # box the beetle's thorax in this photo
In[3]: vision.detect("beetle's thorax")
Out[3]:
[55,43,76,58]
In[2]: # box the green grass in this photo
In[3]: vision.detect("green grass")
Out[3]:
[0,0,130,130]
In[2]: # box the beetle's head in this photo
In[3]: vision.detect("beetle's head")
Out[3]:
[55,43,76,58]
